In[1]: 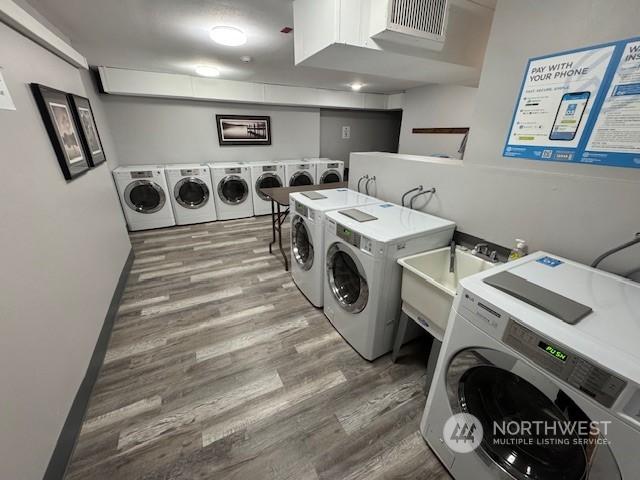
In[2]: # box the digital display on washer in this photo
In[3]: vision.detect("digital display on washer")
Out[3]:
[538,341,568,362]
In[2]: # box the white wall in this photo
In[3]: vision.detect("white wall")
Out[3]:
[101,95,321,165]
[398,84,477,158]
[320,109,402,167]
[0,22,131,480]
[350,0,640,277]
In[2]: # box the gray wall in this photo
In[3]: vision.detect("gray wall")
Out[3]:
[0,23,131,480]
[350,0,640,277]
[101,95,320,165]
[320,109,402,167]
[398,84,477,158]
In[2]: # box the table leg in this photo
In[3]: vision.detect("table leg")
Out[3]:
[391,311,410,363]
[269,199,275,254]
[277,202,289,271]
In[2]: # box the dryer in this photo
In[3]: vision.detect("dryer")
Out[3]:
[209,162,254,220]
[312,158,344,184]
[421,252,640,480]
[323,203,455,360]
[113,165,175,231]
[282,160,315,186]
[165,164,217,225]
[290,188,380,307]
[250,161,285,216]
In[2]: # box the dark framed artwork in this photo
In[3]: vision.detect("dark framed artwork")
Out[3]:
[216,114,272,146]
[69,94,106,167]
[30,84,89,180]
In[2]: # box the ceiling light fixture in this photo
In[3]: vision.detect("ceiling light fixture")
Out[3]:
[210,26,247,47]
[350,82,363,91]
[195,65,220,77]
[240,55,252,63]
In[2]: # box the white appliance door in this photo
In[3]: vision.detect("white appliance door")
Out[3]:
[124,180,166,213]
[292,215,314,271]
[289,171,313,186]
[255,172,282,201]
[218,175,249,205]
[326,242,369,314]
[174,177,210,209]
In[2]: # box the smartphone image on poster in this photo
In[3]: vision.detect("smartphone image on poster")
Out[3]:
[549,91,590,141]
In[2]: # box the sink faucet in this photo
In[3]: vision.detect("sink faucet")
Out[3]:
[449,240,456,273]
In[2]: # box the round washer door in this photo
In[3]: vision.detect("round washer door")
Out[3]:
[218,175,249,205]
[124,180,166,214]
[255,173,282,201]
[174,177,209,209]
[326,242,368,313]
[289,171,314,186]
[292,216,314,271]
[446,347,622,480]
[320,169,342,184]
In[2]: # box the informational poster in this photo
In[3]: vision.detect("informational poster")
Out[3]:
[504,37,640,169]
[0,69,16,111]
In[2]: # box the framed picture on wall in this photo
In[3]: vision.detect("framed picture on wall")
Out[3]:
[216,114,272,146]
[30,84,90,180]
[69,94,106,167]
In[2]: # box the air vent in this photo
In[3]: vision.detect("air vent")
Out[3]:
[370,0,449,50]
[390,0,447,37]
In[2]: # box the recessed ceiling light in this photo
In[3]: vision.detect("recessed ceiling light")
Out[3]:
[240,55,252,63]
[350,82,363,91]
[195,65,220,77]
[210,26,247,47]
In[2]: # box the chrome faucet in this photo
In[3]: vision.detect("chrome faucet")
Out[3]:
[472,243,500,263]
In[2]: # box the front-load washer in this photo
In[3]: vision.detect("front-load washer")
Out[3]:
[113,165,175,231]
[323,203,455,360]
[164,164,217,225]
[289,188,381,307]
[312,158,344,184]
[250,161,285,216]
[282,160,315,186]
[421,252,640,480]
[209,162,254,220]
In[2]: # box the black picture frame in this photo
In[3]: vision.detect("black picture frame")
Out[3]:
[216,114,272,146]
[30,84,90,180]
[69,94,106,167]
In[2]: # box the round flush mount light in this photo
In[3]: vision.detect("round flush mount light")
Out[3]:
[350,82,364,91]
[210,26,247,46]
[240,55,252,63]
[195,65,220,77]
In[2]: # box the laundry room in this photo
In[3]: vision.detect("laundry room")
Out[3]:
[1,1,639,480]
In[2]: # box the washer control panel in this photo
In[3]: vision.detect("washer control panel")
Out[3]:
[336,222,361,248]
[294,201,309,219]
[504,319,627,408]
[225,168,241,174]
[130,171,153,179]
[180,169,202,176]
[262,165,276,172]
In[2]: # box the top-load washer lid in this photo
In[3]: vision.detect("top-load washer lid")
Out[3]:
[124,180,166,213]
[174,177,210,209]
[289,170,314,186]
[324,203,455,244]
[218,175,249,205]
[255,172,282,201]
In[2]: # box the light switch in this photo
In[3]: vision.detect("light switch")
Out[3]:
[342,125,351,139]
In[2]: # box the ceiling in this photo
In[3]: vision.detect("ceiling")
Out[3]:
[26,0,432,93]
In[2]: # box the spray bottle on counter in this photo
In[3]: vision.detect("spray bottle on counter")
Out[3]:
[508,239,528,262]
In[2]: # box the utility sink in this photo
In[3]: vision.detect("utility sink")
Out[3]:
[398,246,497,339]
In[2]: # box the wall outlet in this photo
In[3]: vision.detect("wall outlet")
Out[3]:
[342,125,351,139]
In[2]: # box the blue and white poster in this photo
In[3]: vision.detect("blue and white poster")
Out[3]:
[504,37,640,169]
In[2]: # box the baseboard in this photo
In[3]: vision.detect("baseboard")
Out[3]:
[43,248,134,480]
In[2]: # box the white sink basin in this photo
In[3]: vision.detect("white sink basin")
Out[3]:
[398,246,497,339]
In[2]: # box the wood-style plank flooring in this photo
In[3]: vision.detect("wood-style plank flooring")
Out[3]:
[64,215,450,480]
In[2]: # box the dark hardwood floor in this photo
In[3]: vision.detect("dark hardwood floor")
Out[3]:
[64,215,451,480]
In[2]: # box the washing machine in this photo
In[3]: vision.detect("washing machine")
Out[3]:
[421,251,640,480]
[209,162,254,220]
[250,161,285,216]
[290,188,381,307]
[323,203,455,360]
[312,158,344,184]
[164,164,217,225]
[113,165,175,231]
[282,160,315,186]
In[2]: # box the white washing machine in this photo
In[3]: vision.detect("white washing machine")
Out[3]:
[323,203,455,360]
[290,188,381,307]
[250,161,286,216]
[311,158,344,184]
[422,252,640,480]
[164,164,217,225]
[209,162,254,220]
[113,165,175,231]
[282,159,316,186]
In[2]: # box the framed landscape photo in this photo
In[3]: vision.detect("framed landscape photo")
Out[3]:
[31,84,90,180]
[69,94,106,167]
[216,114,271,146]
